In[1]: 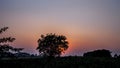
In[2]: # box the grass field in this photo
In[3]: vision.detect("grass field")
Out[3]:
[0,56,120,68]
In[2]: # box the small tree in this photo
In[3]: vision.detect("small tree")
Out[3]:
[36,33,69,57]
[0,27,23,58]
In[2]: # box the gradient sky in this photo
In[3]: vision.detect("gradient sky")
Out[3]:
[0,0,120,56]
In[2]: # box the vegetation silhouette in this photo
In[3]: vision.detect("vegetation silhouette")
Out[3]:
[0,27,24,58]
[83,49,112,58]
[0,27,120,68]
[36,33,69,57]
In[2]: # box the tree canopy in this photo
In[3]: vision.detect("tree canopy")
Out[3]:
[36,33,69,57]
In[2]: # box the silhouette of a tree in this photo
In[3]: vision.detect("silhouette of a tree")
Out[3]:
[0,27,23,58]
[0,27,15,43]
[36,33,69,57]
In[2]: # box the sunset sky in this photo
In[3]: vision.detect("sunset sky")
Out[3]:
[0,0,120,56]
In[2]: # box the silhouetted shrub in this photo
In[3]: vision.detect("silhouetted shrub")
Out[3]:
[83,49,112,58]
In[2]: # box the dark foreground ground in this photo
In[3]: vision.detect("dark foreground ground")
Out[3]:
[0,56,120,68]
